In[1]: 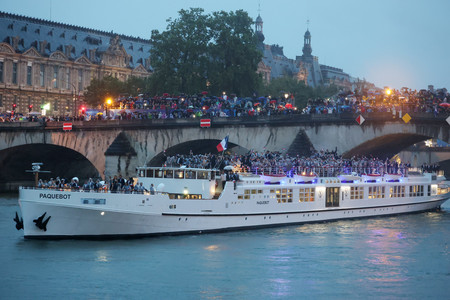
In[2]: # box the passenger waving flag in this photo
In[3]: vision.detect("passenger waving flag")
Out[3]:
[216,136,229,152]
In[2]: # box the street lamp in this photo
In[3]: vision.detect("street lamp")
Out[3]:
[52,78,79,116]
[106,98,112,119]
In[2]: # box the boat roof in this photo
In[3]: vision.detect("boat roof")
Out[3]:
[137,166,218,172]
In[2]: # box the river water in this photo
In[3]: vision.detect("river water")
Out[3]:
[1,193,449,299]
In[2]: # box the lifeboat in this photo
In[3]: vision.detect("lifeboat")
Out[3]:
[384,173,402,181]
[294,172,317,183]
[338,172,361,182]
[362,173,382,182]
[260,174,286,184]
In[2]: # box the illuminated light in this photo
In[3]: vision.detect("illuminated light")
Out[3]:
[43,103,50,110]
[183,187,188,195]
[205,245,219,251]
[106,98,112,105]
[385,89,392,95]
[100,211,105,216]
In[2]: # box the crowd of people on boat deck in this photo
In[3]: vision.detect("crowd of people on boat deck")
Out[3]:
[37,174,155,194]
[163,149,431,177]
[421,163,442,173]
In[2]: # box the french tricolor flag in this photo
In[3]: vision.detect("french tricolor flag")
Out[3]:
[216,136,229,152]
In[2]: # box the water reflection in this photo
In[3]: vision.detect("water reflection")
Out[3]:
[95,250,109,262]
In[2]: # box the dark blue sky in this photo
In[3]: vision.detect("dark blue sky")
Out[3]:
[3,0,450,90]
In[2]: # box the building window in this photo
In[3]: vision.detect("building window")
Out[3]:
[66,68,71,90]
[53,66,59,88]
[54,99,58,111]
[27,66,32,86]
[12,62,18,84]
[40,64,45,87]
[78,69,83,91]
[0,94,3,107]
[0,61,4,83]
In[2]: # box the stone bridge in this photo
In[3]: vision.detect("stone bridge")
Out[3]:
[0,112,448,189]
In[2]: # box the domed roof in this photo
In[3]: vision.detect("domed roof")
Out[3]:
[304,29,311,37]
[256,15,263,23]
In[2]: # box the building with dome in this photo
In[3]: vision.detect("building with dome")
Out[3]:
[0,11,152,116]
[255,14,351,89]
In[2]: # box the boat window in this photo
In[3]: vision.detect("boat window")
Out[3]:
[175,170,184,179]
[164,170,174,178]
[146,169,154,178]
[350,186,364,200]
[197,171,208,179]
[299,188,315,202]
[389,186,405,198]
[238,195,243,199]
[276,188,292,203]
[139,170,145,177]
[185,170,196,179]
[409,185,424,197]
[211,172,215,180]
[244,190,250,195]
[251,189,257,194]
[155,170,163,178]
[258,190,263,194]
[368,186,385,199]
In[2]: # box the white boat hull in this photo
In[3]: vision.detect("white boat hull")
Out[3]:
[19,188,449,239]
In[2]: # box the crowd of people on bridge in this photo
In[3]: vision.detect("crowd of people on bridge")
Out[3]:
[303,87,450,117]
[1,85,448,123]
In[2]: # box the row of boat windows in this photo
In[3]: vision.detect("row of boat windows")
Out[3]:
[351,185,429,199]
[169,194,202,199]
[138,169,216,180]
[238,188,315,203]
[239,185,430,201]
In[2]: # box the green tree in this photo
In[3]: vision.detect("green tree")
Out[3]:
[208,10,262,96]
[150,8,210,94]
[123,76,147,96]
[84,76,124,107]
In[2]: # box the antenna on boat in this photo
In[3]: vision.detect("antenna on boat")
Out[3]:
[26,163,51,187]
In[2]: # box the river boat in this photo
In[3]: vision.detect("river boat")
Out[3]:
[16,166,450,239]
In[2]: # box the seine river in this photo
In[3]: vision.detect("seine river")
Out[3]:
[1,193,449,299]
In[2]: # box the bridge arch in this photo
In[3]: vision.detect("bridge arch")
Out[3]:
[0,144,100,188]
[343,133,431,159]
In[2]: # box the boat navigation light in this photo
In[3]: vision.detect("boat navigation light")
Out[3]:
[100,212,105,216]
[184,187,189,195]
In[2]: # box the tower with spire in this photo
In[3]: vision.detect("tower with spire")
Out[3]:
[302,20,312,58]
[255,3,265,44]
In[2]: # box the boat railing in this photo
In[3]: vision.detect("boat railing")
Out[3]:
[19,186,159,196]
[244,166,412,178]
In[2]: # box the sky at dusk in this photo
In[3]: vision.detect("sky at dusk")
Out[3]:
[3,0,450,90]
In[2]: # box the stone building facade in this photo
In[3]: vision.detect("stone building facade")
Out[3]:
[255,14,351,90]
[0,12,152,116]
